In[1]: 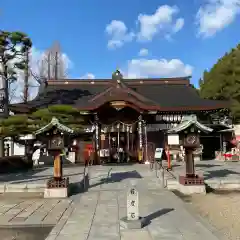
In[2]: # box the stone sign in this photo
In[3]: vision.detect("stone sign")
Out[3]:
[120,184,146,229]
[127,186,139,221]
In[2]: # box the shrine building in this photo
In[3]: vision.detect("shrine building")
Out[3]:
[10,70,232,165]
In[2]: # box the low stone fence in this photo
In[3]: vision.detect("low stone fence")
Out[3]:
[205,179,240,190]
[166,178,240,191]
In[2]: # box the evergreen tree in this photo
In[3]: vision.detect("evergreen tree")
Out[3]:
[199,44,240,123]
[0,31,32,156]
[0,105,84,139]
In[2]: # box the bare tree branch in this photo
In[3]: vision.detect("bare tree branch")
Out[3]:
[30,41,68,83]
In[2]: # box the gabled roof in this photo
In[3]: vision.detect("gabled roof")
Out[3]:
[35,117,74,135]
[74,79,160,110]
[168,115,213,133]
[10,74,229,113]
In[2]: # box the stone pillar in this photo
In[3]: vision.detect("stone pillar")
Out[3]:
[185,148,195,177]
[120,184,146,229]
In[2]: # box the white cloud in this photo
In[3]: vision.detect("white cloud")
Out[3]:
[137,5,184,41]
[126,58,193,78]
[105,5,184,49]
[105,20,135,49]
[196,0,240,38]
[173,18,185,33]
[80,73,95,79]
[138,48,149,56]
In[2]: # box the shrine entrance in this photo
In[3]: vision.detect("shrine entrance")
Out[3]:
[95,102,146,164]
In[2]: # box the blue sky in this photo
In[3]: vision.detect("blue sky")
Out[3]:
[1,0,240,86]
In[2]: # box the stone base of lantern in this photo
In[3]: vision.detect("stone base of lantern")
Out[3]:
[179,175,204,185]
[44,177,69,198]
[178,175,206,195]
[120,216,147,229]
[46,177,69,188]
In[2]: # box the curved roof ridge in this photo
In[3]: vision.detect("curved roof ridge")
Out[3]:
[46,76,191,84]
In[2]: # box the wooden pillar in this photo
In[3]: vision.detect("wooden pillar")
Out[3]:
[138,115,143,163]
[127,126,130,151]
[131,127,134,151]
[117,123,120,163]
[219,133,223,152]
[53,151,62,180]
[108,132,111,163]
[94,114,100,165]
[143,121,148,162]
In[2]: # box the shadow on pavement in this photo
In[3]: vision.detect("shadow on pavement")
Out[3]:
[195,164,222,168]
[69,170,143,196]
[0,167,48,183]
[204,169,240,180]
[144,208,174,226]
[107,170,142,182]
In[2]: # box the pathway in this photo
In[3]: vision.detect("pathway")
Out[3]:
[45,164,219,240]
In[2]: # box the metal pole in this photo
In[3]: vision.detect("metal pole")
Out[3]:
[161,162,165,188]
[155,161,159,178]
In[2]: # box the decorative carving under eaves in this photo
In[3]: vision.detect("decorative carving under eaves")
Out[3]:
[210,113,232,127]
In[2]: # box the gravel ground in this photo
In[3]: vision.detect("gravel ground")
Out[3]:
[188,192,240,240]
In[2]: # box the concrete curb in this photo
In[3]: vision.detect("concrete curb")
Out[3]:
[0,223,54,228]
[0,183,46,193]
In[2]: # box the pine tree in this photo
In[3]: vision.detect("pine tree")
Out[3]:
[199,44,240,122]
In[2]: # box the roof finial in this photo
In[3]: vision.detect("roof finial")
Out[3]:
[112,68,123,81]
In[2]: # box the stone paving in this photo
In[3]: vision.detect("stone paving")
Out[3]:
[0,163,230,239]
[0,199,72,226]
[44,164,220,240]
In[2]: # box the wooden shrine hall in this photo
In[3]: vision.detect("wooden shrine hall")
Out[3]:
[10,70,230,165]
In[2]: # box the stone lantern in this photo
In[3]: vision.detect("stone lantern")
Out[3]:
[167,115,213,194]
[35,117,74,198]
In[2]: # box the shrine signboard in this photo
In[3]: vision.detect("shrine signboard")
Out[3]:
[127,186,139,221]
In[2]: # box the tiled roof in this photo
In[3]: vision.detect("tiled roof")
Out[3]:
[10,77,229,112]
